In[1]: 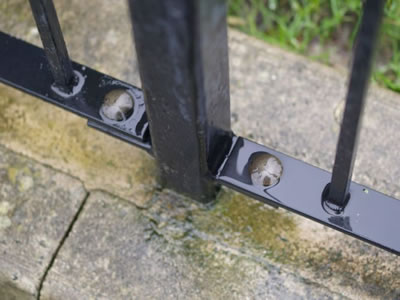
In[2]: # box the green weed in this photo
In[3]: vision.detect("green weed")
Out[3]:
[229,0,400,92]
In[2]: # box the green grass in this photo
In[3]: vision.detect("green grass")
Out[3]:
[228,0,400,92]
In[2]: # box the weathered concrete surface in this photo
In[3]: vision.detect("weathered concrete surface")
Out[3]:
[40,191,346,300]
[0,145,87,299]
[0,0,400,299]
[41,190,400,299]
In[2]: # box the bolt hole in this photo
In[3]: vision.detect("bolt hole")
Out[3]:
[101,89,134,122]
[248,152,283,187]
[363,188,369,194]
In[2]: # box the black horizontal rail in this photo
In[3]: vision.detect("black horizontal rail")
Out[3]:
[215,137,400,255]
[0,0,399,256]
[0,32,150,152]
[0,31,399,255]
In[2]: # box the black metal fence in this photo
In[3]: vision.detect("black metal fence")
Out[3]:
[0,0,398,256]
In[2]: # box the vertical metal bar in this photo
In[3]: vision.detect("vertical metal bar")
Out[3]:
[29,0,75,92]
[128,0,232,202]
[328,0,385,206]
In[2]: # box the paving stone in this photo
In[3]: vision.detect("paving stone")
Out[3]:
[40,190,399,300]
[0,145,87,299]
[40,191,349,300]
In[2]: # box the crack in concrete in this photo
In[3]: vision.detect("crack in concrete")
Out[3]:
[0,144,88,189]
[36,191,90,300]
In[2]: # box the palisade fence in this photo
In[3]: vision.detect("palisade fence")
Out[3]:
[0,0,399,256]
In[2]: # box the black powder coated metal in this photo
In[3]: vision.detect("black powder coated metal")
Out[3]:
[0,32,150,152]
[328,0,385,206]
[215,137,400,255]
[129,0,232,202]
[28,0,75,92]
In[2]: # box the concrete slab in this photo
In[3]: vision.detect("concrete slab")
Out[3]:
[40,190,399,300]
[0,145,87,299]
[39,191,345,300]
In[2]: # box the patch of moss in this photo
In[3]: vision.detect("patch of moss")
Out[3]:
[7,167,18,185]
[191,189,298,264]
[0,0,31,23]
[216,190,296,244]
[178,236,253,295]
[0,94,13,132]
[185,189,400,295]
[0,85,157,206]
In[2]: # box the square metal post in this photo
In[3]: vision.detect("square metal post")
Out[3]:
[128,0,232,202]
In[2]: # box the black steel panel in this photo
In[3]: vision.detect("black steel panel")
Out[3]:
[216,137,400,255]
